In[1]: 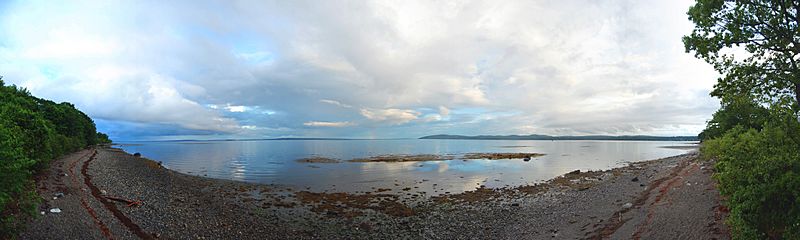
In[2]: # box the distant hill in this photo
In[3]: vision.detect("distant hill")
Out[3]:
[419,134,698,141]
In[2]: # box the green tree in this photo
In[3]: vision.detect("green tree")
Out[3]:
[683,0,799,108]
[685,1,800,238]
[96,132,112,144]
[699,96,769,140]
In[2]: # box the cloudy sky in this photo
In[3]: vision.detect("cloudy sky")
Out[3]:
[0,0,719,140]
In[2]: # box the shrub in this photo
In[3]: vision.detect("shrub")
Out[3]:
[702,105,800,239]
[0,77,110,236]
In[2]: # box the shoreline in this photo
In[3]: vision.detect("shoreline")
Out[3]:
[21,146,728,239]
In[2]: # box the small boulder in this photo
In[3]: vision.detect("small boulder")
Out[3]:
[49,208,62,213]
[631,176,639,182]
[133,152,141,157]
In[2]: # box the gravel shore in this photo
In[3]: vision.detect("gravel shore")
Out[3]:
[21,147,729,239]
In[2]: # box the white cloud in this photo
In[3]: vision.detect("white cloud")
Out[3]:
[0,0,720,138]
[235,51,273,65]
[303,121,355,127]
[360,108,421,125]
[226,105,247,112]
[438,106,450,118]
[320,99,353,108]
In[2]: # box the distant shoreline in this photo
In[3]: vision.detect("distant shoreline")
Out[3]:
[115,137,413,143]
[116,136,699,143]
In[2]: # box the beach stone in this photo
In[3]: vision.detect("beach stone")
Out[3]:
[622,203,633,209]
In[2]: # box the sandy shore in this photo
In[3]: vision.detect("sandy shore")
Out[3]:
[21,147,728,239]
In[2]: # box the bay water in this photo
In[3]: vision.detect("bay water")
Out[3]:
[116,139,695,195]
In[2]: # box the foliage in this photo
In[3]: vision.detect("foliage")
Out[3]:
[684,0,799,107]
[0,77,110,236]
[96,132,112,144]
[701,104,800,239]
[698,96,769,141]
[685,1,800,239]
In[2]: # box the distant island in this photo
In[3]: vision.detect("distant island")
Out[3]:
[419,134,698,141]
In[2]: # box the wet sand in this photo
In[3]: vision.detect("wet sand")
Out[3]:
[21,147,728,239]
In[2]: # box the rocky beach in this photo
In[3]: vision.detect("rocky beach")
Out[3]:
[21,147,729,239]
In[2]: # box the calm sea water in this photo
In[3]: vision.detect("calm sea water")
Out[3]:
[116,140,696,195]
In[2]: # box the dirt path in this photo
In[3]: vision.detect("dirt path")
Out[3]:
[592,153,730,239]
[21,148,141,239]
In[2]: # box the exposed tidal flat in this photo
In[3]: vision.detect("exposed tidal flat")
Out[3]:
[298,152,546,164]
[22,145,728,239]
[115,139,697,195]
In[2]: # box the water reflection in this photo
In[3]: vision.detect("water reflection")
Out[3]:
[117,140,695,195]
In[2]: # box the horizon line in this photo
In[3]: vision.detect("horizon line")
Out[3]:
[114,133,699,142]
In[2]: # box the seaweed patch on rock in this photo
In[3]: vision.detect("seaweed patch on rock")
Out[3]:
[348,154,455,162]
[294,191,415,217]
[296,157,341,163]
[462,153,545,160]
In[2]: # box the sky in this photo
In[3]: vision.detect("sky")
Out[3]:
[0,0,720,140]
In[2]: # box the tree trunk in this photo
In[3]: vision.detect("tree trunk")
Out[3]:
[796,83,800,123]
[796,82,800,109]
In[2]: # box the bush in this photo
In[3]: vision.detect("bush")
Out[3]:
[0,77,110,236]
[701,105,800,239]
